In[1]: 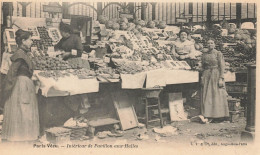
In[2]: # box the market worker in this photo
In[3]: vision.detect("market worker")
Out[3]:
[54,22,83,60]
[55,22,90,119]
[2,29,39,142]
[171,29,201,68]
[200,38,229,123]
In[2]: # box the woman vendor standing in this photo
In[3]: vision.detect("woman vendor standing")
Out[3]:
[2,29,39,141]
[171,29,201,68]
[201,38,229,123]
[54,22,83,60]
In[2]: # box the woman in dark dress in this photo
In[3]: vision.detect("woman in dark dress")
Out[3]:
[54,22,83,60]
[55,22,90,118]
[201,38,229,123]
[2,29,39,141]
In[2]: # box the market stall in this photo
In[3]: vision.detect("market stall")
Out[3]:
[1,11,256,140]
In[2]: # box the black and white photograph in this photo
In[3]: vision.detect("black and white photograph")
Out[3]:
[0,0,258,154]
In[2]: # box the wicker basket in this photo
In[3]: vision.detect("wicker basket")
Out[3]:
[229,111,240,123]
[64,126,87,140]
[228,98,241,111]
[45,127,71,144]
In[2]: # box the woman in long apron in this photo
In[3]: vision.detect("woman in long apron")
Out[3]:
[201,38,229,123]
[2,29,39,141]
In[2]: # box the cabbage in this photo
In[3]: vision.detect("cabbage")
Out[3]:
[157,21,166,29]
[147,21,155,28]
[119,17,128,24]
[105,20,114,29]
[138,20,146,27]
[120,22,128,30]
[98,15,108,24]
[153,20,159,27]
[127,23,136,31]
[112,23,120,30]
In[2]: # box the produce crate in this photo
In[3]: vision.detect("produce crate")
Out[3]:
[226,83,247,93]
[64,126,87,140]
[228,98,241,111]
[45,127,71,144]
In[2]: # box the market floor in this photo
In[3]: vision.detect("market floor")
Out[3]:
[0,115,249,148]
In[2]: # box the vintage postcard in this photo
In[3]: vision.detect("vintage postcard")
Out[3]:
[0,0,259,154]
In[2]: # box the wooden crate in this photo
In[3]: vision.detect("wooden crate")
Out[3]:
[45,127,71,144]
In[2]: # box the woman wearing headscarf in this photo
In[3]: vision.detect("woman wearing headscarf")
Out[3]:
[2,29,39,141]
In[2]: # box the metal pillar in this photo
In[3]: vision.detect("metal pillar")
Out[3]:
[236,3,242,28]
[241,65,256,142]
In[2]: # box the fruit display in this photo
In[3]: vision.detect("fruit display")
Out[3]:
[221,47,236,58]
[32,56,72,70]
[147,21,155,28]
[70,68,96,79]
[38,70,70,80]
[113,60,143,74]
[112,23,120,30]
[222,36,236,43]
[68,58,90,69]
[157,21,167,29]
[141,62,164,71]
[95,67,120,79]
[229,42,256,71]
[36,26,53,49]
[98,15,109,24]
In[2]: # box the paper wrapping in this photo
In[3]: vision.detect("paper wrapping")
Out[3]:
[34,71,99,97]
[120,72,146,89]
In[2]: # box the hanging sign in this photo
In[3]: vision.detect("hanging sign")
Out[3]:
[176,18,189,23]
[43,5,62,13]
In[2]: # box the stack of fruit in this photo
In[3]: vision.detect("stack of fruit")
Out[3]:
[221,47,236,59]
[115,61,143,74]
[222,36,237,43]
[70,68,96,79]
[38,70,70,80]
[141,62,163,71]
[32,56,72,70]
[68,58,90,69]
[36,26,53,50]
[95,67,120,79]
